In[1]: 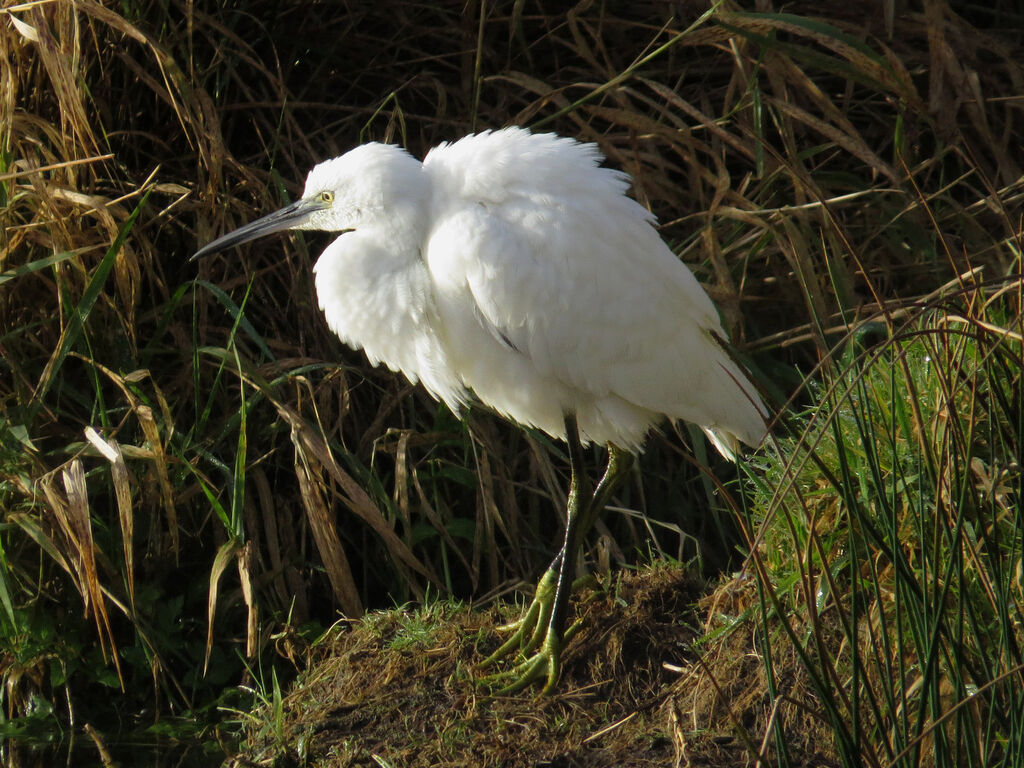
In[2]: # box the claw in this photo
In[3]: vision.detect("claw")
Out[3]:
[480,569,557,668]
[482,617,581,695]
[478,571,591,695]
[496,630,562,695]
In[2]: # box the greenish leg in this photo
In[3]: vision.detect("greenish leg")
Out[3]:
[577,444,634,549]
[479,417,633,695]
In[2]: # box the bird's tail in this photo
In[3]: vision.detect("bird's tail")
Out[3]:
[702,426,741,462]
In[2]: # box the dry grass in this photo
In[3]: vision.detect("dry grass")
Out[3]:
[1,1,1023,761]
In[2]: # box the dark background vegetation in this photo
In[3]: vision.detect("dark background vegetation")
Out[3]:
[1,0,1022,763]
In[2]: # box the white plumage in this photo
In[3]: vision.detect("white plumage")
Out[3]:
[194,126,767,692]
[301,128,766,455]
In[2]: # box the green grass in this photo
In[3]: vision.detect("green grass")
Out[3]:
[744,287,1023,766]
[1,0,1023,763]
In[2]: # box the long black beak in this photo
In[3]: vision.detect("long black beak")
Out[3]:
[191,197,326,261]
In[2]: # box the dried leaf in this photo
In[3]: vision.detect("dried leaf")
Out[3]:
[204,539,240,674]
[294,451,364,617]
[85,427,135,609]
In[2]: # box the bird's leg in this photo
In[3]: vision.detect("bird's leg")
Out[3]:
[534,443,635,596]
[480,419,634,694]
[534,443,634,662]
[573,443,634,557]
[534,413,592,683]
[479,415,588,673]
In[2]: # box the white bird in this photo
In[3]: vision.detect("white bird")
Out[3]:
[193,127,767,693]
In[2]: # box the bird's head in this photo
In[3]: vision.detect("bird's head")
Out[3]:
[192,143,426,261]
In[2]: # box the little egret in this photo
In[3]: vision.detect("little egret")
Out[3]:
[193,127,767,693]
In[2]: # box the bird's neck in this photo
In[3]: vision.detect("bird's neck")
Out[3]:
[380,170,431,247]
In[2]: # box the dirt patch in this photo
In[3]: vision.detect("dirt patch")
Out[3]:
[231,567,837,767]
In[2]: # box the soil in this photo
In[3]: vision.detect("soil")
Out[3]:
[230,566,837,767]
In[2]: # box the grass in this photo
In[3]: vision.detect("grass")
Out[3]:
[737,286,1024,766]
[1,0,1023,764]
[236,569,706,767]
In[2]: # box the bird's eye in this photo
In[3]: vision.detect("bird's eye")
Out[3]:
[319,190,335,204]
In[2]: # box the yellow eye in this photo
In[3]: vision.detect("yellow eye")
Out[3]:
[319,190,335,204]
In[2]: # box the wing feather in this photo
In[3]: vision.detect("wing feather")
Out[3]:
[422,129,766,451]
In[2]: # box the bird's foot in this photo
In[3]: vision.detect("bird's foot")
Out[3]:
[480,569,558,667]
[478,569,592,695]
[483,617,584,695]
